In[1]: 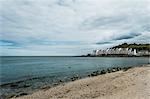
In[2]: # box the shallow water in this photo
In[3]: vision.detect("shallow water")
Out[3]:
[0,56,149,97]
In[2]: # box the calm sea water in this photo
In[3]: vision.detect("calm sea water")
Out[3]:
[0,56,149,97]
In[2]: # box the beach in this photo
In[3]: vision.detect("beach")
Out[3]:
[13,64,150,99]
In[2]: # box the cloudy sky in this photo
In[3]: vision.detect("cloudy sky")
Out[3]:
[0,0,150,56]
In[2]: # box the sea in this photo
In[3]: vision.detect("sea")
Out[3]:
[0,56,149,98]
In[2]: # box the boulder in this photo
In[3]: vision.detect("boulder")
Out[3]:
[100,70,106,74]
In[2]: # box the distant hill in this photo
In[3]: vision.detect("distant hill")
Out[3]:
[112,43,150,51]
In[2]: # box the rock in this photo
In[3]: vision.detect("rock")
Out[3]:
[116,67,121,71]
[59,80,63,82]
[88,74,91,77]
[41,85,51,90]
[91,72,96,76]
[123,67,131,71]
[10,84,18,88]
[53,83,58,86]
[71,74,80,81]
[112,68,116,72]
[100,70,106,74]
[23,84,31,88]
[107,68,112,73]
[16,93,28,97]
[7,94,16,98]
[90,71,99,76]
[20,93,28,96]
[91,73,96,76]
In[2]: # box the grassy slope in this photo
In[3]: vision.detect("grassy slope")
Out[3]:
[112,43,150,51]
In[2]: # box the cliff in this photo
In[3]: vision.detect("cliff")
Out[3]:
[112,43,150,51]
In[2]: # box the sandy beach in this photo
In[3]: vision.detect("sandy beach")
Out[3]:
[13,64,150,99]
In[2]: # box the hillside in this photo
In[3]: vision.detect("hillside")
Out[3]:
[112,43,150,51]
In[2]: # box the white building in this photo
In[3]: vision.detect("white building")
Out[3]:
[92,48,149,56]
[133,49,137,55]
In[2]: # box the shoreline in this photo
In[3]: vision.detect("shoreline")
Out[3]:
[1,56,150,57]
[12,64,150,99]
[76,55,150,57]
[1,65,137,98]
[1,63,149,99]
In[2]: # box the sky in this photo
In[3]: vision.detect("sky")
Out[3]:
[0,0,150,56]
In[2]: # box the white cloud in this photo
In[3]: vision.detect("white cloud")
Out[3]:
[0,0,150,55]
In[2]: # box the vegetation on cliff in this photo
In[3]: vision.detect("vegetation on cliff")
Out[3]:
[112,43,150,51]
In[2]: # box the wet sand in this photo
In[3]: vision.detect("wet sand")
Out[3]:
[14,64,150,99]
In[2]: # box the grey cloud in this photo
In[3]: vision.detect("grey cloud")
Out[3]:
[96,41,113,45]
[96,33,141,45]
[113,33,141,40]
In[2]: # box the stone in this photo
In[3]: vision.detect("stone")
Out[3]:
[112,69,116,72]
[10,84,18,88]
[100,70,106,74]
[23,84,31,88]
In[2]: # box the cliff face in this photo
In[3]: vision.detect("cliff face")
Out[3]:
[112,43,150,51]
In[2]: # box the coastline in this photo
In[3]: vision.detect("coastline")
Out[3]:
[13,64,150,99]
[76,55,150,57]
